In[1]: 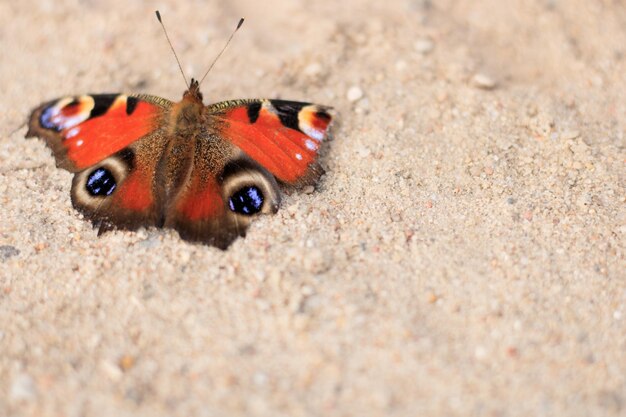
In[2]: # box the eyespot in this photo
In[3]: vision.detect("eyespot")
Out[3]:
[86,168,117,196]
[40,105,62,131]
[228,186,264,215]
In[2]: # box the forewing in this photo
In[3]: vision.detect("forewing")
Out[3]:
[206,99,333,188]
[26,94,171,172]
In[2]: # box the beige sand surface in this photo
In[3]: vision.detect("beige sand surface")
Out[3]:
[1,1,625,416]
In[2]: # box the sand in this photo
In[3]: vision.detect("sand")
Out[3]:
[1,0,625,416]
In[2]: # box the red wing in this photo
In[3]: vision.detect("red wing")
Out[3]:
[207,99,333,187]
[26,94,170,172]
[164,137,280,249]
[70,130,170,232]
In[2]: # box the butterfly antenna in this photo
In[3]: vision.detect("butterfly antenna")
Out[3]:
[155,10,189,89]
[198,18,244,87]
[10,120,27,137]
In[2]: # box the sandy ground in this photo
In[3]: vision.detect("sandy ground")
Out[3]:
[1,0,625,416]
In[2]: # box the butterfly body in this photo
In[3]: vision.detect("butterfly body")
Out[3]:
[26,78,333,248]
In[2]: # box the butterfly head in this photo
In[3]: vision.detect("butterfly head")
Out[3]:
[183,78,204,104]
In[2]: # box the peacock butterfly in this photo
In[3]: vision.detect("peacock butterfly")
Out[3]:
[25,12,334,249]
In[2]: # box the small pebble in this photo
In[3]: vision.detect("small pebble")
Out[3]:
[302,185,315,195]
[119,355,135,371]
[33,242,48,253]
[0,245,20,261]
[253,372,268,386]
[526,104,538,117]
[9,373,37,402]
[506,346,519,358]
[301,285,315,296]
[178,250,191,264]
[347,86,364,102]
[395,60,407,71]
[357,147,371,158]
[286,203,300,217]
[472,73,497,90]
[414,38,434,54]
[138,236,161,249]
[100,360,123,381]
[474,346,488,360]
[561,130,581,140]
[304,62,322,77]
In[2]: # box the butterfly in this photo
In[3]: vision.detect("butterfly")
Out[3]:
[24,13,334,249]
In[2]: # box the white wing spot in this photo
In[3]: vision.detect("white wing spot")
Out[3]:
[302,125,325,141]
[295,153,303,160]
[76,139,84,146]
[66,127,80,138]
[305,139,318,151]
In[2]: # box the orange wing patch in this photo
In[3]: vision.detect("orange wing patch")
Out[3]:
[63,96,160,169]
[218,100,332,184]
[113,166,154,212]
[176,175,225,221]
[38,95,162,170]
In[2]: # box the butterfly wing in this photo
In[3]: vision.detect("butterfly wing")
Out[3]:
[26,94,171,171]
[26,94,173,231]
[161,98,333,248]
[206,99,334,188]
[164,133,281,249]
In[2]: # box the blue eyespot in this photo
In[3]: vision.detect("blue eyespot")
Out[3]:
[40,105,60,131]
[228,186,264,215]
[86,168,116,196]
